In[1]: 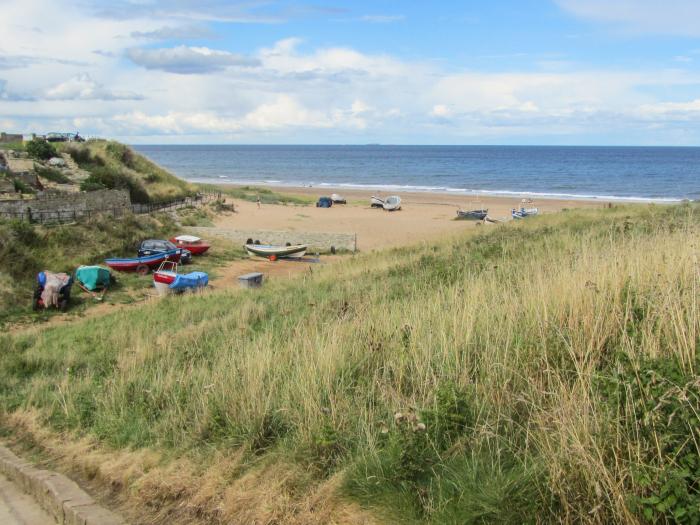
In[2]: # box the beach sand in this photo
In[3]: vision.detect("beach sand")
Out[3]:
[214,186,608,251]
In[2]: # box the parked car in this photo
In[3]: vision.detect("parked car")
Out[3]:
[316,196,333,208]
[138,239,192,264]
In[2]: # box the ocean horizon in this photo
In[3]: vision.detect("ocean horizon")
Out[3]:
[133,145,700,202]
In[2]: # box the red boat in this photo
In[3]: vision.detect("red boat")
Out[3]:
[104,249,180,274]
[170,235,210,255]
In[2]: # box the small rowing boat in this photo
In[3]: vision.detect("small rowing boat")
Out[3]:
[153,261,208,295]
[457,209,488,220]
[245,243,307,259]
[370,196,384,208]
[105,249,180,274]
[170,235,211,255]
[383,195,402,211]
[511,207,539,219]
[331,193,346,204]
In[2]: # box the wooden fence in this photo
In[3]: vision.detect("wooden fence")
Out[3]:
[0,192,223,225]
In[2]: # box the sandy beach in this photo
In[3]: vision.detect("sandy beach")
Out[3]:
[215,185,608,251]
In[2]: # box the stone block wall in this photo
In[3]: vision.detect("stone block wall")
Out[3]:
[0,189,130,222]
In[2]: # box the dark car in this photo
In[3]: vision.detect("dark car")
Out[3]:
[316,196,333,208]
[138,239,192,264]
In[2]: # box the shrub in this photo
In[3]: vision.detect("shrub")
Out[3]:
[25,139,56,160]
[599,356,700,523]
[34,164,70,184]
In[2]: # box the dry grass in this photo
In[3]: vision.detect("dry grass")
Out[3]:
[1,203,698,523]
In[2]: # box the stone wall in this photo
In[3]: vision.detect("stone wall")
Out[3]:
[188,227,357,252]
[0,133,22,143]
[0,188,130,222]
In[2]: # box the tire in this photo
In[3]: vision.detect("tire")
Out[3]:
[136,264,150,275]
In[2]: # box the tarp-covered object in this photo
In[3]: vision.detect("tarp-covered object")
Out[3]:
[76,265,111,291]
[38,271,71,309]
[169,271,208,291]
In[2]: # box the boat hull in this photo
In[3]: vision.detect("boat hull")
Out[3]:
[457,209,488,220]
[105,249,180,273]
[383,196,402,211]
[370,196,384,208]
[245,244,307,259]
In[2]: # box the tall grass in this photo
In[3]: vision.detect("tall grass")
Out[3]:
[0,204,698,523]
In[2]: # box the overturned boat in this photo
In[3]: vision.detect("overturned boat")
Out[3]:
[383,195,402,211]
[245,243,307,259]
[457,209,488,220]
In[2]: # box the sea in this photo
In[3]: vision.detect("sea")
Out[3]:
[132,145,700,202]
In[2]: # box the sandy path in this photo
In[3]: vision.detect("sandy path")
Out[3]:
[216,186,606,251]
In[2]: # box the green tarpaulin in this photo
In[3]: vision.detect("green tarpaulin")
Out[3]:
[75,265,111,291]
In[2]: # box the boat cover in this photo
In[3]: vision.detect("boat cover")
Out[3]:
[39,271,71,308]
[76,265,111,291]
[169,271,208,290]
[174,235,201,243]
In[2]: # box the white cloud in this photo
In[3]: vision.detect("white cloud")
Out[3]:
[44,74,142,100]
[431,105,452,118]
[130,24,215,40]
[557,0,700,36]
[126,46,260,74]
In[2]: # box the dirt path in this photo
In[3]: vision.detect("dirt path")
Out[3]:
[0,473,55,524]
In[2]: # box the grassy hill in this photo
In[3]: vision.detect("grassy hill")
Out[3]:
[60,140,195,203]
[1,204,698,524]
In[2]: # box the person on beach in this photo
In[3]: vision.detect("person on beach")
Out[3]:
[256,195,261,208]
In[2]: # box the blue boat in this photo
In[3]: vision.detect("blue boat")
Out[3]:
[169,272,209,291]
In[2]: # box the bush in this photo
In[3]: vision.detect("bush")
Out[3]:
[80,166,149,203]
[64,145,102,167]
[13,179,35,194]
[25,139,56,160]
[599,356,700,523]
[34,164,70,184]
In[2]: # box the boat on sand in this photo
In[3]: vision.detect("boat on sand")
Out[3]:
[245,243,307,259]
[370,196,384,208]
[457,209,488,220]
[383,195,402,211]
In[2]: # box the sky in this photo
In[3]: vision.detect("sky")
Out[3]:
[3,0,700,145]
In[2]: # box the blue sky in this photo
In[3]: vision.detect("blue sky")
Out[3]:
[3,0,700,144]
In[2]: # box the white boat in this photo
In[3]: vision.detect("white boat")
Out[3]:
[331,193,346,204]
[511,207,539,219]
[383,195,402,211]
[245,243,307,259]
[370,196,384,208]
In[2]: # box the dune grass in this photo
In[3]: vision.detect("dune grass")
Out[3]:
[61,140,195,203]
[0,203,698,523]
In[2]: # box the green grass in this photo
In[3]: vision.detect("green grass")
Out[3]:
[0,204,698,524]
[199,183,313,205]
[34,164,71,184]
[60,140,194,203]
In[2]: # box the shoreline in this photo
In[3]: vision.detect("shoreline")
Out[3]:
[199,180,685,204]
